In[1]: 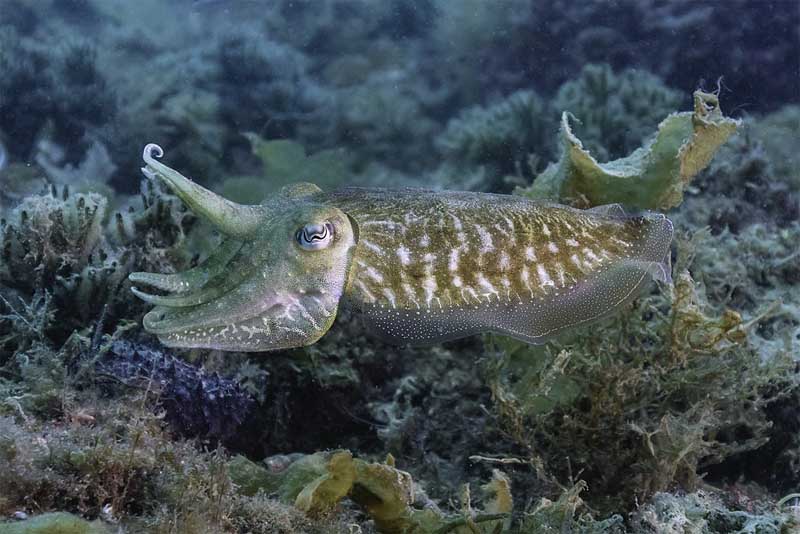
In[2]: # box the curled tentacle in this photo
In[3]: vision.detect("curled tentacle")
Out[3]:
[142,144,265,238]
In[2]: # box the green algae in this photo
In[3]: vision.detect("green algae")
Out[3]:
[230,449,512,534]
[220,134,352,204]
[552,64,684,162]
[294,451,356,517]
[0,513,110,534]
[523,90,741,210]
[229,452,332,502]
[219,134,355,204]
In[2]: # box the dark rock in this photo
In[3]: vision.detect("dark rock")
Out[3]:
[98,340,254,443]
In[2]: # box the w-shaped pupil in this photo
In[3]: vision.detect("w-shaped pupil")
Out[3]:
[298,222,333,249]
[304,225,327,241]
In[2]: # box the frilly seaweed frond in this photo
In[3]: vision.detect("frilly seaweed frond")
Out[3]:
[552,64,683,162]
[522,87,740,210]
[229,450,512,533]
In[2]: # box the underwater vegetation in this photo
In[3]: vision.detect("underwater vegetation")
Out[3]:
[0,180,198,349]
[1,1,798,532]
[523,89,741,211]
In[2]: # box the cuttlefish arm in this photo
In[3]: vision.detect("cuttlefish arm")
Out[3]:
[129,238,243,295]
[130,144,357,351]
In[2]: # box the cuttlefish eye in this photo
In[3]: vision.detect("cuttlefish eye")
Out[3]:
[296,221,335,250]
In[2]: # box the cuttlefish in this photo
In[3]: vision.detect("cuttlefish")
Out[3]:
[131,144,673,352]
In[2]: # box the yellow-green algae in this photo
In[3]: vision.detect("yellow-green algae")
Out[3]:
[522,90,740,210]
[220,133,351,203]
[0,513,110,534]
[229,450,512,533]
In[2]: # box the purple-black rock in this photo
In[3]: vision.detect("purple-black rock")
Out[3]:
[99,340,254,442]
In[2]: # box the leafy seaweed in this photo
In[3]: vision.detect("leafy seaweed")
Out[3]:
[522,90,740,210]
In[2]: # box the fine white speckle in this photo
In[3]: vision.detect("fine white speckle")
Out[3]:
[521,266,534,297]
[361,239,384,255]
[584,248,601,263]
[554,263,566,286]
[423,276,437,307]
[355,279,376,302]
[476,273,498,298]
[403,283,420,308]
[382,288,397,308]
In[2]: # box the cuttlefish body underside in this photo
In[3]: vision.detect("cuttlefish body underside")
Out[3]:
[131,144,673,352]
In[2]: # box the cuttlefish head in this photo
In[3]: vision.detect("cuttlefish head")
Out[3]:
[130,144,358,352]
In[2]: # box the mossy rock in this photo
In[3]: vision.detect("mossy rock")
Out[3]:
[0,513,110,534]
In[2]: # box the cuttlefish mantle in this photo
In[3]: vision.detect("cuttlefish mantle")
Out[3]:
[131,143,673,352]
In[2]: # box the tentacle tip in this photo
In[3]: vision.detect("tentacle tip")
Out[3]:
[132,286,166,306]
[141,166,156,180]
[143,143,164,161]
[130,286,146,299]
[142,309,161,332]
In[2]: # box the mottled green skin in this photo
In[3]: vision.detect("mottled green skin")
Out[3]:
[131,145,672,352]
[331,188,672,344]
